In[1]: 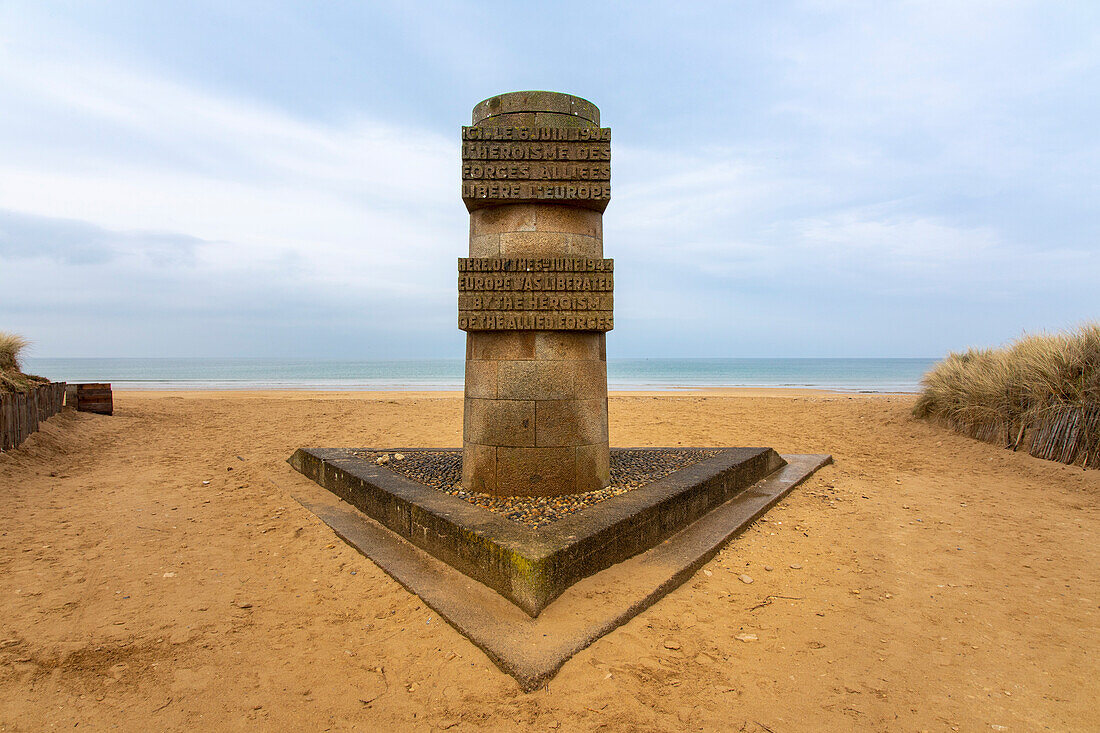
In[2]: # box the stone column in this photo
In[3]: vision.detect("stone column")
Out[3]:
[459,91,613,497]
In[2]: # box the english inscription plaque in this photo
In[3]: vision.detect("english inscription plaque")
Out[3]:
[458,257,614,332]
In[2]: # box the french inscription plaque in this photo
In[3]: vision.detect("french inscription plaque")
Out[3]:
[461,126,612,212]
[458,257,614,332]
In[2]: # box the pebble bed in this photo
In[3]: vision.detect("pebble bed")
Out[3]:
[348,448,721,528]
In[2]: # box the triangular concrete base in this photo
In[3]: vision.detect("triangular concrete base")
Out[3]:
[278,453,831,691]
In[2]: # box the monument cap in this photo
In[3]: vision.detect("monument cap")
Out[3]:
[472,90,600,126]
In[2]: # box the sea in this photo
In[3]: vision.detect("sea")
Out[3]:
[24,357,936,393]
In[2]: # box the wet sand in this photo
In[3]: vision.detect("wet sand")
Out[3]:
[1,390,1097,730]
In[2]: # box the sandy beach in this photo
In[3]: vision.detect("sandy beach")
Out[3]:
[1,390,1097,731]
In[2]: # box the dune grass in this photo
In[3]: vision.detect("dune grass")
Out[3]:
[914,323,1100,469]
[0,331,48,393]
[0,331,31,371]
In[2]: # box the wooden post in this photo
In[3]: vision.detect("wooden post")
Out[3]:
[0,392,11,451]
[14,392,26,447]
[27,389,38,437]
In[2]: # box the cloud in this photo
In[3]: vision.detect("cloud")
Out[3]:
[1,1,1097,358]
[0,37,470,356]
[0,37,463,252]
[0,209,203,266]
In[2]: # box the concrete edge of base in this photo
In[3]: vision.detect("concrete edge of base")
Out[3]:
[278,453,832,691]
[287,447,785,616]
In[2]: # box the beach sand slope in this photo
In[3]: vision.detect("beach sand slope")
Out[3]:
[0,391,1097,731]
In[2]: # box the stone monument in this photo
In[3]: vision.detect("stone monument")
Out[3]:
[459,91,613,497]
[288,90,833,690]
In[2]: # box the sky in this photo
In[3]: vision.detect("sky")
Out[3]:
[1,0,1097,359]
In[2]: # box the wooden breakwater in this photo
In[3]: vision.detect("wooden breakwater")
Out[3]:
[935,402,1100,471]
[72,383,113,415]
[0,382,67,452]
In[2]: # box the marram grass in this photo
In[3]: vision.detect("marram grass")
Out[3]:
[914,323,1100,469]
[0,331,48,393]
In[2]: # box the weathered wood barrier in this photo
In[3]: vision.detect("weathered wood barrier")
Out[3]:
[937,402,1100,471]
[0,382,67,452]
[71,383,113,415]
[1024,404,1100,469]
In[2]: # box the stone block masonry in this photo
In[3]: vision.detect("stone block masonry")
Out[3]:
[460,91,612,497]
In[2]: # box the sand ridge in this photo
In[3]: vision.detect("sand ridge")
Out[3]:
[0,391,1097,730]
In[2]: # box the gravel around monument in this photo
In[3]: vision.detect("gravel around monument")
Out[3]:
[352,448,721,527]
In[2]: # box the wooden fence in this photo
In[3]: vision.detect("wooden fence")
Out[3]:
[938,401,1100,471]
[0,382,67,452]
[1025,404,1100,469]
